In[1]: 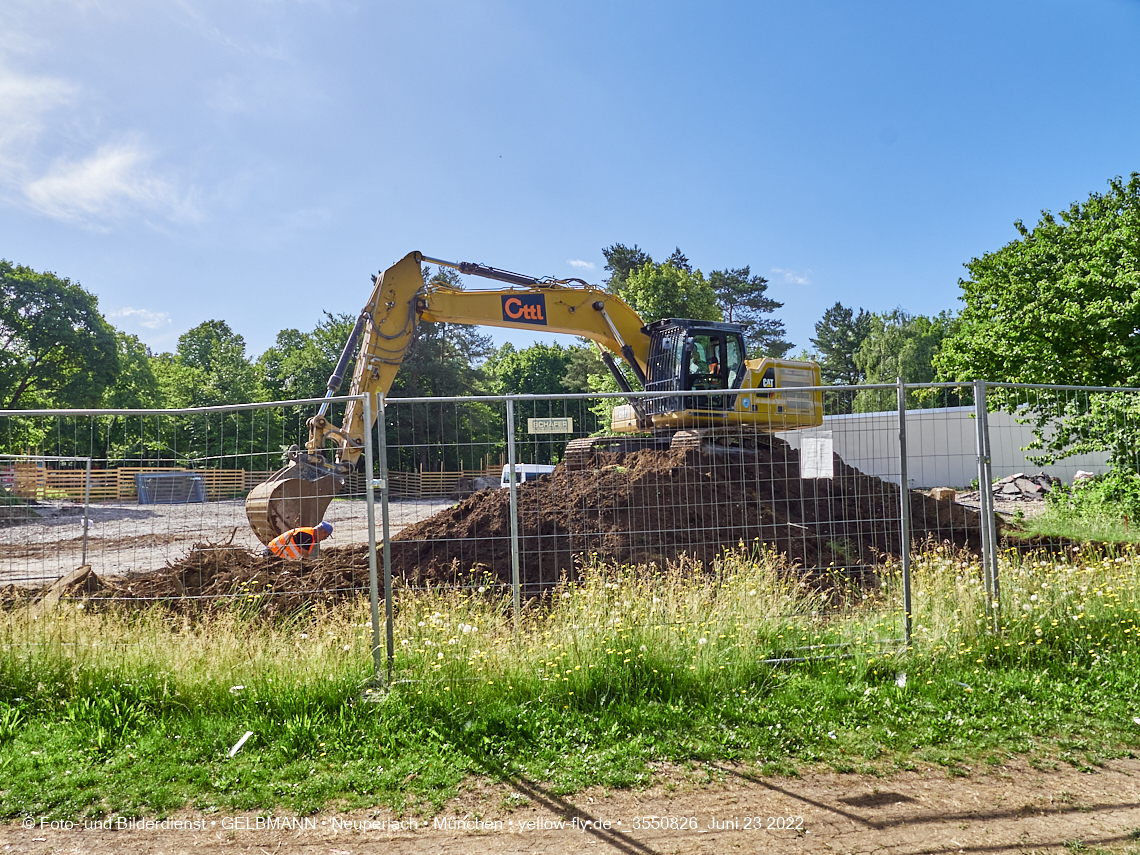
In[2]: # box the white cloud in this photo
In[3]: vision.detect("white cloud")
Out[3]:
[0,62,74,170]
[108,307,172,330]
[771,267,812,286]
[567,259,596,271]
[22,142,199,225]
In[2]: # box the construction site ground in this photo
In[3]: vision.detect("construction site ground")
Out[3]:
[2,757,1140,854]
[2,440,987,607]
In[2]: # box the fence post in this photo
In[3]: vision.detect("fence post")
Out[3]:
[379,396,395,685]
[973,380,1000,632]
[363,394,384,684]
[506,397,521,632]
[81,458,91,566]
[896,377,912,645]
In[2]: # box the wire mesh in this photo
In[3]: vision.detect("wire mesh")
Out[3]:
[0,399,376,608]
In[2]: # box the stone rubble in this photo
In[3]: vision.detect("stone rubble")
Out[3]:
[988,471,1061,501]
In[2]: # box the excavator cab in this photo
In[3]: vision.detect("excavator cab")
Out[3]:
[643,319,747,415]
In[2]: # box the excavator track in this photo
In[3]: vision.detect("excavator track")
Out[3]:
[563,435,674,470]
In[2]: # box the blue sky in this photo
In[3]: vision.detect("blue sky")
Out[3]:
[3,0,1138,361]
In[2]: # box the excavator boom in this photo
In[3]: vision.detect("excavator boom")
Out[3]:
[245,251,823,544]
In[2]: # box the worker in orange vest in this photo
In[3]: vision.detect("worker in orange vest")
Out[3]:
[263,520,333,559]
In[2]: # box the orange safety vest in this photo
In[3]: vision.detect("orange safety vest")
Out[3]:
[267,527,320,560]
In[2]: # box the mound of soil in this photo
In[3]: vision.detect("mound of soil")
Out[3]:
[7,438,984,611]
[387,438,983,592]
[0,544,375,618]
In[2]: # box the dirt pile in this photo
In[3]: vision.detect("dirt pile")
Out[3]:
[387,438,983,592]
[0,543,374,617]
[4,437,984,608]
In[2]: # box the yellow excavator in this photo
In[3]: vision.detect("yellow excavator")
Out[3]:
[245,251,823,544]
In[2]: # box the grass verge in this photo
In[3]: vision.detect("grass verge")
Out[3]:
[0,545,1138,819]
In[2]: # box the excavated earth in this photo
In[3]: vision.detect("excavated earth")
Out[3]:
[2,438,984,611]
[387,439,983,592]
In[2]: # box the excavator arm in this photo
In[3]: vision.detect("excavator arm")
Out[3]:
[246,250,824,544]
[246,251,652,543]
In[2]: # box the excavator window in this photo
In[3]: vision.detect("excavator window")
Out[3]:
[687,334,740,391]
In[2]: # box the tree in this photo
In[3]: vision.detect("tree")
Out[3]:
[936,174,1140,467]
[811,302,873,386]
[615,260,722,326]
[483,342,574,396]
[0,260,119,409]
[852,310,957,412]
[103,332,160,410]
[257,314,355,404]
[602,243,651,291]
[809,302,873,414]
[169,320,258,408]
[937,173,1140,389]
[708,267,792,358]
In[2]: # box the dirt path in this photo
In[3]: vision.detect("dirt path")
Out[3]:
[4,758,1140,854]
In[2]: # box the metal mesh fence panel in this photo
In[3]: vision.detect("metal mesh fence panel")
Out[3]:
[0,399,377,611]
[379,387,913,667]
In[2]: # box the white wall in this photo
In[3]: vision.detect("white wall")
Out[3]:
[778,407,1110,489]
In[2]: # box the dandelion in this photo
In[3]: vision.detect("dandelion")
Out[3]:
[698,637,708,645]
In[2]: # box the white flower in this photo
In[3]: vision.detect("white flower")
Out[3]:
[1030,594,1038,602]
[437,652,444,659]
[478,586,486,593]
[229,685,245,694]
[698,637,708,645]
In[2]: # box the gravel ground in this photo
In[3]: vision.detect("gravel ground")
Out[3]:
[0,497,453,587]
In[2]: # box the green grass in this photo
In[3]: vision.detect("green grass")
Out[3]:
[1021,468,1140,543]
[1018,508,1139,543]
[0,545,1139,820]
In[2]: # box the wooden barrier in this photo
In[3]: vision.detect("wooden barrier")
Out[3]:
[4,464,502,502]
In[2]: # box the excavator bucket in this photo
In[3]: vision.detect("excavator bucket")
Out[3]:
[245,457,340,545]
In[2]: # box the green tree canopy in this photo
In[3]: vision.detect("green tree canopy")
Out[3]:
[257,314,354,403]
[167,320,258,408]
[483,342,575,396]
[602,243,651,291]
[852,310,957,411]
[936,174,1140,467]
[614,260,722,326]
[708,267,791,358]
[0,260,119,409]
[103,332,160,409]
[937,173,1140,388]
[811,302,873,386]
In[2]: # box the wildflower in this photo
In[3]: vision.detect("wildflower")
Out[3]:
[698,637,708,645]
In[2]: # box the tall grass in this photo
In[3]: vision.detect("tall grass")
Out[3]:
[1,543,1139,818]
